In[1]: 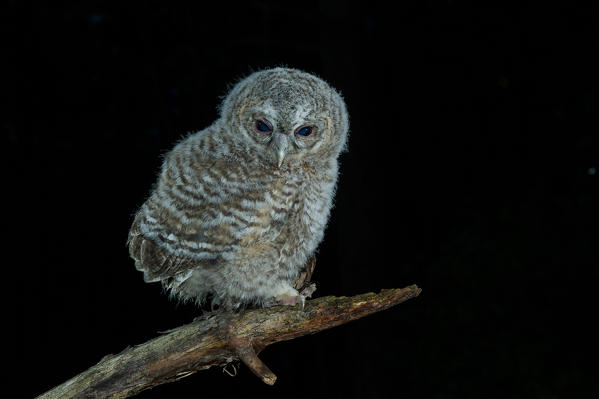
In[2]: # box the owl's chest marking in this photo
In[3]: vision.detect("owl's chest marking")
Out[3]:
[222,165,331,277]
[236,175,301,255]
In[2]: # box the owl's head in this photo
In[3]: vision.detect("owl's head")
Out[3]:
[219,68,349,169]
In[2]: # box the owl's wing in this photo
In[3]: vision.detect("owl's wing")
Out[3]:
[128,136,250,285]
[293,256,316,291]
[128,211,201,284]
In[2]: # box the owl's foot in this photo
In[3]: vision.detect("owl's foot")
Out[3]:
[264,295,305,309]
[273,283,316,309]
[278,295,304,306]
[264,286,309,309]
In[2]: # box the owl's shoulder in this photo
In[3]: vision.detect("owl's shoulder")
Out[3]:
[168,126,218,160]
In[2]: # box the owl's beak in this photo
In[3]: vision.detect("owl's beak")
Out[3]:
[273,133,289,168]
[277,148,286,168]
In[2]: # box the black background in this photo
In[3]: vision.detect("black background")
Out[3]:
[4,1,597,398]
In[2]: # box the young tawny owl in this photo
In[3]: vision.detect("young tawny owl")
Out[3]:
[128,67,349,308]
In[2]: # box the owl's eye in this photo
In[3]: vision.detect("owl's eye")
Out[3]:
[295,125,313,137]
[255,119,273,133]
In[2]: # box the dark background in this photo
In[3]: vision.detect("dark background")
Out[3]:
[3,1,597,398]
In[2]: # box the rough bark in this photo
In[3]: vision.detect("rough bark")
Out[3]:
[37,285,421,399]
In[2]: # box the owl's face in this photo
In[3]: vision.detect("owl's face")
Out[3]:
[242,98,330,168]
[220,68,349,169]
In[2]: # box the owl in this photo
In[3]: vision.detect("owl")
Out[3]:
[128,67,349,309]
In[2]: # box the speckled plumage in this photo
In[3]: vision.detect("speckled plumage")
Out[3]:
[128,68,349,308]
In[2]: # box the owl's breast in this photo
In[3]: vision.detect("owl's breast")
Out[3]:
[247,167,337,272]
[137,143,337,278]
[235,174,298,242]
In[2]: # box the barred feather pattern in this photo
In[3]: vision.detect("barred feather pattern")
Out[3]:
[128,68,349,308]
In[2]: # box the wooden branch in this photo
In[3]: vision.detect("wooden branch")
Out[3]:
[37,285,421,399]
